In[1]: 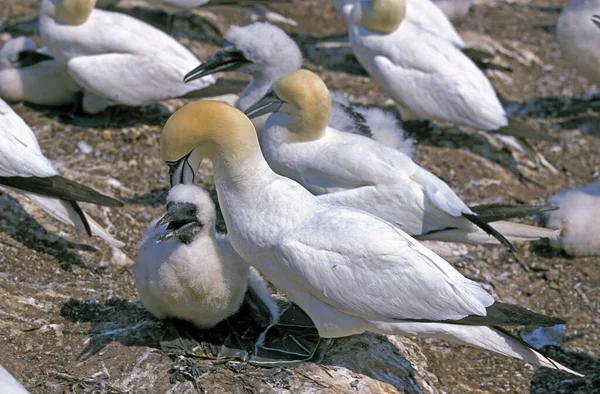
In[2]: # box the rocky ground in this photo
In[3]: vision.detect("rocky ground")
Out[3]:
[0,0,599,393]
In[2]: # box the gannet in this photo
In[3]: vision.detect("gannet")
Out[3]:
[159,100,581,375]
[336,0,557,162]
[184,22,412,151]
[0,365,30,394]
[432,0,472,20]
[593,15,600,30]
[543,181,600,257]
[38,0,216,113]
[137,184,278,328]
[0,99,123,247]
[0,37,81,107]
[558,1,600,86]
[245,70,558,246]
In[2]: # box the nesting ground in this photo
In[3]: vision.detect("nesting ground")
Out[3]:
[0,0,599,393]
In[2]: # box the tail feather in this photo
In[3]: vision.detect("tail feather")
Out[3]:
[471,203,559,222]
[20,191,124,248]
[462,47,513,73]
[417,220,559,244]
[462,213,516,251]
[371,321,582,376]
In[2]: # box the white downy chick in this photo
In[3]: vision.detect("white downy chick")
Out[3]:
[137,184,278,328]
[544,181,600,257]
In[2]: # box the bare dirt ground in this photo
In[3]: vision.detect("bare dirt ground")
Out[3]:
[0,0,599,393]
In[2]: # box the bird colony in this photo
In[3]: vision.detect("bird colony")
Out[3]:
[0,0,598,392]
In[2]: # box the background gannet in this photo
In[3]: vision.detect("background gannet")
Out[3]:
[0,99,124,247]
[38,0,216,113]
[558,0,600,87]
[159,100,581,376]
[0,365,30,394]
[432,0,473,21]
[185,22,412,151]
[338,0,557,170]
[247,70,558,247]
[543,181,600,257]
[0,36,81,107]
[137,184,278,328]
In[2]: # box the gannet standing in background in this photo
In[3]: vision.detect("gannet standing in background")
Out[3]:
[543,181,600,257]
[0,365,30,394]
[137,184,278,329]
[246,70,558,246]
[0,99,124,247]
[432,0,473,20]
[159,100,581,376]
[337,0,558,171]
[558,1,600,86]
[38,0,216,114]
[184,22,413,152]
[0,37,81,107]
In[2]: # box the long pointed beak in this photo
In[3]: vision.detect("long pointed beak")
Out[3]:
[184,45,251,83]
[593,15,600,30]
[156,202,202,244]
[167,155,195,187]
[244,91,284,119]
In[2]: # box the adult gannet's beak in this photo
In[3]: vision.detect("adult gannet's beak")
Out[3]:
[184,45,251,83]
[166,153,195,187]
[244,91,284,119]
[593,15,600,30]
[156,202,202,244]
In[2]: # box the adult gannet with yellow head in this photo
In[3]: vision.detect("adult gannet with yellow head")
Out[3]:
[245,70,558,247]
[336,0,557,166]
[159,100,580,375]
[38,0,215,113]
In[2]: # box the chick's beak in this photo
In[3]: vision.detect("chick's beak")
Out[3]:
[244,91,284,119]
[156,202,202,244]
[184,45,251,83]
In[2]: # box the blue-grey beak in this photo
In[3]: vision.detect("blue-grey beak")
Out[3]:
[156,202,202,244]
[166,154,195,188]
[244,91,284,119]
[184,44,251,83]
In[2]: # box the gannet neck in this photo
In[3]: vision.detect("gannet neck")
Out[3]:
[274,70,332,141]
[162,101,267,181]
[42,0,97,26]
[353,0,406,33]
[236,74,276,112]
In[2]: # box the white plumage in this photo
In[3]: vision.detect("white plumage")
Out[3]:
[38,0,215,113]
[0,98,123,247]
[0,36,81,107]
[137,184,278,328]
[0,365,30,394]
[558,0,600,86]
[432,0,473,20]
[159,101,580,375]
[256,70,557,244]
[544,181,600,257]
[185,22,412,150]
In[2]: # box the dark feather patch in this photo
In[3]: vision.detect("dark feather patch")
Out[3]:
[462,213,516,252]
[400,302,564,327]
[471,203,559,222]
[0,176,123,207]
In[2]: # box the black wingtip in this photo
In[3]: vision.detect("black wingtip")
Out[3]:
[495,118,559,142]
[471,203,560,222]
[0,176,123,207]
[463,213,517,252]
